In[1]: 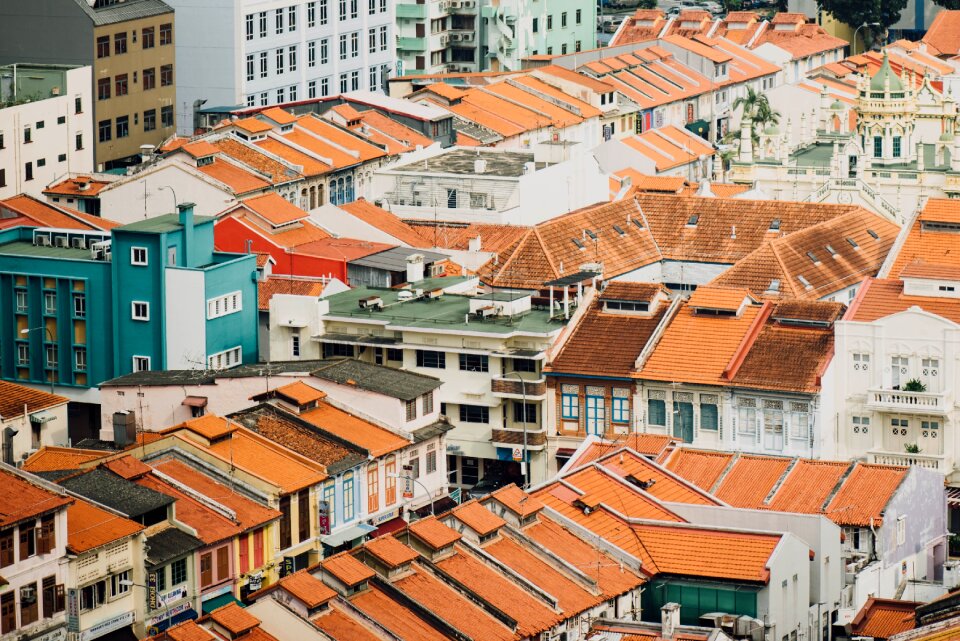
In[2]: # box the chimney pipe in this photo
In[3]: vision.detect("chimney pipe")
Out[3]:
[178,202,196,267]
[661,603,680,640]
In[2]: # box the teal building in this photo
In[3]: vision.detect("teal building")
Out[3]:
[0,203,258,432]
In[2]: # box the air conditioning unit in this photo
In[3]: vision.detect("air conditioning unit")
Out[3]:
[71,237,87,249]
[451,33,462,41]
[440,34,449,45]
[449,1,461,8]
[55,236,68,247]
[463,1,475,7]
[20,585,37,603]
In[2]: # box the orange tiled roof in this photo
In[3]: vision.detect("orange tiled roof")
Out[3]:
[348,584,451,641]
[103,456,151,480]
[488,484,544,517]
[0,468,72,527]
[323,553,376,588]
[261,106,297,125]
[847,278,960,325]
[181,140,220,158]
[688,286,753,311]
[300,403,408,457]
[900,262,960,280]
[234,117,274,134]
[756,24,848,59]
[0,194,118,231]
[567,434,676,467]
[922,10,960,57]
[242,192,308,225]
[135,473,248,545]
[43,175,111,197]
[850,597,919,638]
[339,198,432,248]
[255,136,333,176]
[408,516,462,550]
[540,467,686,523]
[279,570,337,607]
[621,125,715,172]
[213,137,302,186]
[353,110,436,153]
[163,621,217,641]
[150,458,282,531]
[450,499,506,535]
[22,446,105,473]
[295,115,386,163]
[169,414,237,440]
[888,199,960,277]
[824,463,908,527]
[534,65,617,94]
[313,604,384,641]
[210,603,259,635]
[364,534,419,568]
[709,454,792,508]
[656,448,733,493]
[597,448,721,505]
[67,498,143,554]
[196,159,272,195]
[406,220,528,254]
[274,381,327,405]
[257,276,327,310]
[765,459,850,513]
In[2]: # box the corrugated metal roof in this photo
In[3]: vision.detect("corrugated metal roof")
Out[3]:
[73,0,173,26]
[349,246,448,271]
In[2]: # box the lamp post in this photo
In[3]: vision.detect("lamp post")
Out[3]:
[388,472,434,517]
[853,22,881,55]
[158,185,178,212]
[119,579,172,634]
[21,326,56,394]
[503,370,528,488]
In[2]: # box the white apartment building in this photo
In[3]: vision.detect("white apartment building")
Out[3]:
[0,64,93,200]
[163,0,396,135]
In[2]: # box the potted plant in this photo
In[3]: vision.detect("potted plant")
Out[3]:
[903,379,927,392]
[905,443,921,454]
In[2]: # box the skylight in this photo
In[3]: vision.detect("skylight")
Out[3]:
[631,217,644,230]
[806,251,820,265]
[797,275,812,289]
[585,229,598,240]
[825,244,837,257]
[572,238,585,249]
[613,224,626,236]
[769,218,781,232]
[846,237,859,249]
[867,228,880,239]
[687,214,699,227]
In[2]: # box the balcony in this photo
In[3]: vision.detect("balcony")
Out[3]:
[491,376,546,399]
[491,428,547,450]
[396,4,427,18]
[396,36,427,51]
[870,450,946,470]
[866,388,952,416]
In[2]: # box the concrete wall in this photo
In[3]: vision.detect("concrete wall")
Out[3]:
[8,402,69,463]
[0,1,92,67]
[165,267,206,369]
[515,152,608,226]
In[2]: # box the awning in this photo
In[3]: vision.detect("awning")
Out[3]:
[201,593,244,614]
[555,448,578,459]
[181,396,208,408]
[544,271,600,286]
[685,119,710,139]
[91,627,138,641]
[322,522,376,547]
[371,516,407,538]
[29,410,57,423]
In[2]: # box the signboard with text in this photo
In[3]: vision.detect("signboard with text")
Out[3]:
[66,589,80,633]
[318,499,331,535]
[402,464,414,499]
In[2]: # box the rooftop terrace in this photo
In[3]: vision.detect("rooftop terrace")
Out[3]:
[389,148,536,177]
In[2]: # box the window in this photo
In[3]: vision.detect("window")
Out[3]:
[852,415,870,434]
[459,353,488,372]
[385,457,396,504]
[279,495,292,548]
[737,398,758,436]
[20,525,36,559]
[160,64,173,86]
[893,136,901,158]
[298,490,310,542]
[339,73,348,93]
[380,26,387,50]
[405,399,416,422]
[161,105,174,128]
[144,108,156,132]
[75,95,82,114]
[288,45,297,72]
[17,344,30,366]
[320,0,328,24]
[897,516,906,545]
[351,31,359,57]
[97,35,110,58]
[24,162,33,181]
[246,13,254,39]
[200,552,213,587]
[206,292,242,319]
[532,17,539,32]
[160,23,173,45]
[131,301,149,320]
[369,66,377,90]
[789,402,809,441]
[131,246,148,265]
[115,31,127,54]
[171,558,187,585]
[37,158,46,168]
[115,115,129,138]
[97,77,111,100]
[459,404,489,423]
[343,472,355,521]
[253,528,264,567]
[276,8,284,34]
[562,43,567,54]
[426,448,437,474]
[514,402,537,423]
[422,391,434,415]
[561,11,567,27]
[15,289,27,313]
[892,355,909,388]
[308,80,317,98]
[853,353,870,371]
[246,54,254,81]
[110,570,130,598]
[44,291,57,315]
[561,385,579,419]
[700,395,719,431]
[42,576,63,618]
[291,334,300,357]
[369,0,375,13]
[260,92,268,106]
[547,14,553,29]
[207,346,242,369]
[380,0,386,11]
[321,38,329,64]
[20,582,38,625]
[260,52,268,78]
[873,136,882,158]
[417,350,446,369]
[585,392,605,435]
[308,1,316,26]
[408,453,420,480]
[289,5,297,30]
[369,28,376,53]
[367,463,379,512]
[45,344,58,370]
[75,348,87,372]
[612,390,630,423]
[576,8,582,23]
[132,356,150,372]
[322,481,336,528]
[575,40,581,52]
[79,580,105,612]
[323,342,353,358]
[143,26,155,48]
[143,66,156,90]
[648,396,666,426]
[350,0,358,18]
[76,132,83,150]
[308,41,316,67]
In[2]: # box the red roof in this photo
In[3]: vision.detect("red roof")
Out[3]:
[67,498,143,554]
[850,597,919,639]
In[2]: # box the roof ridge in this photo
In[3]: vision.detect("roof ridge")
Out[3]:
[842,276,874,320]
[819,460,858,513]
[722,301,774,381]
[530,227,561,281]
[707,451,740,494]
[761,457,799,506]
[767,240,804,297]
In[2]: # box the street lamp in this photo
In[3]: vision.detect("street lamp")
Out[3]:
[120,579,173,633]
[388,472,434,516]
[502,370,529,489]
[853,22,881,56]
[21,326,56,394]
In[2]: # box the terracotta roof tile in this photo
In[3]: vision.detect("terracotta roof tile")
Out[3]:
[534,65,617,94]
[242,192,308,225]
[824,463,907,526]
[181,140,220,158]
[0,195,118,231]
[67,498,143,554]
[230,406,362,470]
[43,175,112,197]
[279,570,337,607]
[294,115,386,163]
[488,484,544,517]
[710,454,792,507]
[408,516,461,549]
[596,449,721,505]
[889,199,960,277]
[255,137,333,176]
[567,435,676,467]
[622,126,715,172]
[848,278,960,325]
[354,110,436,152]
[339,198,432,248]
[257,276,327,310]
[313,604,384,641]
[0,468,72,528]
[22,446,105,473]
[450,499,505,536]
[658,448,733,493]
[323,552,375,586]
[348,584,449,641]
[212,137,302,185]
[364,534,419,568]
[103,456,151,480]
[900,262,960,280]
[541,467,686,522]
[299,403,409,457]
[210,603,259,635]
[234,117,274,134]
[135,473,248,545]
[261,107,297,125]
[170,414,237,440]
[766,460,851,513]
[274,381,327,405]
[196,159,272,195]
[731,314,837,394]
[851,597,919,639]
[163,621,217,641]
[756,25,848,59]
[922,10,960,56]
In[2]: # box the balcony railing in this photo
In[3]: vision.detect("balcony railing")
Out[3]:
[396,4,426,18]
[870,450,945,470]
[396,37,427,51]
[866,388,951,415]
[491,377,546,397]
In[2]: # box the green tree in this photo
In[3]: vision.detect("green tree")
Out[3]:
[815,0,907,50]
[930,0,960,9]
[732,88,781,148]
[637,0,658,8]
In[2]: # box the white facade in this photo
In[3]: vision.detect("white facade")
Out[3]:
[0,66,94,200]
[164,0,396,135]
[4,400,69,466]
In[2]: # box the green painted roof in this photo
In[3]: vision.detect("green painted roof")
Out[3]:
[118,213,215,234]
[870,52,903,92]
[0,241,98,261]
[323,281,564,336]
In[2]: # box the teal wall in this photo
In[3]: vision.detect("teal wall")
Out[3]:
[203,252,259,365]
[641,579,759,626]
[111,229,166,375]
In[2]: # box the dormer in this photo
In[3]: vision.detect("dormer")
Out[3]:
[180,140,220,167]
[900,262,960,299]
[250,381,327,414]
[406,516,462,561]
[769,300,844,328]
[770,12,806,31]
[361,535,419,579]
[446,500,506,544]
[261,106,297,133]
[325,104,364,130]
[687,287,756,317]
[231,117,273,142]
[207,603,261,640]
[321,552,375,596]
[485,484,544,528]
[599,282,668,316]
[724,11,759,30]
[171,414,238,447]
[273,570,337,618]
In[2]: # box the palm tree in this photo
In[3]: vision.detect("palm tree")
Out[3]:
[732,88,781,149]
[732,87,761,122]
